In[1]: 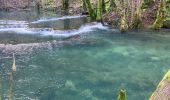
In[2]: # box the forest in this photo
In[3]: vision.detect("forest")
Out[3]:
[0,0,170,32]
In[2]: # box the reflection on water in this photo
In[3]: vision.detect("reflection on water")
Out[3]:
[0,11,170,100]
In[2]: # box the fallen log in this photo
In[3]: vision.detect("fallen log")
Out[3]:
[150,69,170,100]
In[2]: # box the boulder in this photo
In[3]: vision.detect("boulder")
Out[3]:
[163,20,170,29]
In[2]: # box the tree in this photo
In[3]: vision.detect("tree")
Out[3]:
[62,0,69,10]
[110,0,116,9]
[115,0,128,32]
[96,0,102,21]
[82,0,87,12]
[84,0,96,20]
[62,0,69,14]
[102,0,106,12]
[131,0,143,29]
[152,0,167,29]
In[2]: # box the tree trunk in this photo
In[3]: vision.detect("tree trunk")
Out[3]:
[82,0,87,11]
[152,0,167,29]
[120,9,128,32]
[96,0,102,21]
[36,0,41,13]
[115,0,128,32]
[102,0,106,12]
[62,0,69,10]
[150,69,170,100]
[85,0,96,20]
[131,0,143,29]
[62,0,69,15]
[2,0,5,10]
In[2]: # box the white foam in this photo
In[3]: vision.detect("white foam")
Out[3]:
[31,15,86,23]
[0,20,29,29]
[0,20,28,25]
[0,28,35,34]
[39,22,108,37]
[0,22,108,37]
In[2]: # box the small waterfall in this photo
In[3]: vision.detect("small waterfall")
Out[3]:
[31,15,87,23]
[0,22,108,38]
[0,20,28,29]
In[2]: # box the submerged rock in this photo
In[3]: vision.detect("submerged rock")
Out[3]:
[64,80,77,91]
[80,89,93,98]
[80,89,99,100]
[150,56,160,61]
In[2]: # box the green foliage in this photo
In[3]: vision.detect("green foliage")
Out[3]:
[96,0,102,21]
[47,0,54,7]
[110,0,116,8]
[131,13,143,29]
[84,0,96,21]
[118,89,126,100]
[115,0,129,32]
[152,0,167,29]
[166,17,170,20]
[119,13,128,32]
[141,0,154,9]
[167,0,170,17]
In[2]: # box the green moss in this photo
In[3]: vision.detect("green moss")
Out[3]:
[102,0,106,13]
[142,0,154,9]
[165,17,170,21]
[131,13,142,29]
[163,70,170,82]
[118,89,126,100]
[152,0,167,29]
[84,0,96,21]
[96,0,102,21]
[119,11,128,32]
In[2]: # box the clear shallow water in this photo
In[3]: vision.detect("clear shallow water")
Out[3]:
[0,11,170,100]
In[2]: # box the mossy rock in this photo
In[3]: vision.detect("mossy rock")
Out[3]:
[118,89,126,100]
[163,19,170,29]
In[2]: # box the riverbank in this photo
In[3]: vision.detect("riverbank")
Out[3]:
[0,0,88,14]
[0,0,170,30]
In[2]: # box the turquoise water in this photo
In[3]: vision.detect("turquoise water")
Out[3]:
[0,11,170,100]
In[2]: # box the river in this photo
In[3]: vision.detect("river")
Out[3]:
[0,10,170,100]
